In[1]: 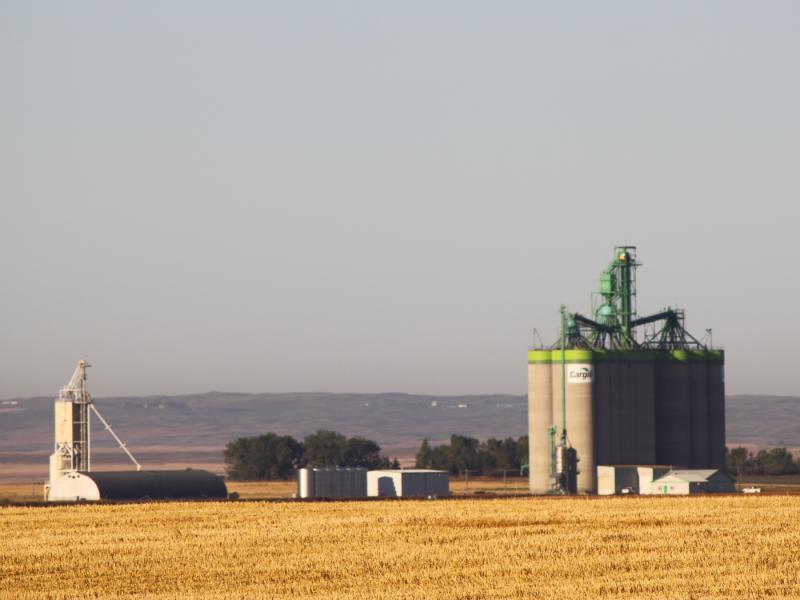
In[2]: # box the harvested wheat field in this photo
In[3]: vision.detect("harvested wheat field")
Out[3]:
[1,496,799,599]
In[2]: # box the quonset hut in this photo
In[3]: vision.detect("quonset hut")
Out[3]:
[47,470,227,502]
[528,247,725,494]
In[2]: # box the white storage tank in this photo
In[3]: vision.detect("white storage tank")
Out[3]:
[367,469,450,498]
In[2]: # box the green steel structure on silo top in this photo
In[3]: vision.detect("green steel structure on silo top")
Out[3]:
[528,247,725,495]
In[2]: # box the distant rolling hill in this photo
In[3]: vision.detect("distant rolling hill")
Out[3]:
[725,394,800,448]
[0,392,797,481]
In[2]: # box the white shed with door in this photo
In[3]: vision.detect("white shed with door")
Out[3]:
[367,469,450,498]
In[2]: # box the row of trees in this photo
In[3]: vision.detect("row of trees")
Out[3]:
[726,446,800,476]
[225,431,799,481]
[413,438,800,477]
[224,430,399,480]
[415,435,529,475]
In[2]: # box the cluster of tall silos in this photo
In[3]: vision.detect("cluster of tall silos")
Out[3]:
[528,247,726,494]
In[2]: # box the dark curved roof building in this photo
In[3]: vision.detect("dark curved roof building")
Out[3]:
[47,469,228,501]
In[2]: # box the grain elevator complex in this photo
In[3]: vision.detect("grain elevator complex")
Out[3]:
[528,247,725,495]
[46,361,227,502]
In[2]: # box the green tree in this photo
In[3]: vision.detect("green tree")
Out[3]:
[481,437,518,472]
[343,436,385,469]
[302,430,347,467]
[266,435,304,479]
[726,446,753,476]
[415,438,433,468]
[302,431,390,468]
[429,444,450,471]
[448,434,481,475]
[223,433,303,480]
[756,447,799,476]
[516,435,529,471]
[223,437,257,480]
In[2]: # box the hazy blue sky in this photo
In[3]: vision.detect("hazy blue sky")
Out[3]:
[1,2,798,398]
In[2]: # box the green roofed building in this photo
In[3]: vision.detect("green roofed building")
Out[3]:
[528,247,725,495]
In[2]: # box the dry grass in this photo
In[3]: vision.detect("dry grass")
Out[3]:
[0,482,45,503]
[1,495,799,599]
[226,480,297,499]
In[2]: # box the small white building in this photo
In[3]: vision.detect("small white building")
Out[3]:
[367,469,450,498]
[598,466,734,495]
[634,467,673,495]
[597,465,671,495]
[650,469,735,495]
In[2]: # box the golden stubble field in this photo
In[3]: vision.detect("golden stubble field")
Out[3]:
[1,496,799,599]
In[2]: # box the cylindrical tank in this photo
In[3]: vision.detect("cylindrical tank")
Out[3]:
[689,353,710,468]
[593,357,612,467]
[608,352,630,465]
[528,351,553,494]
[655,352,692,467]
[298,468,313,498]
[707,351,726,470]
[559,351,596,493]
[627,357,656,465]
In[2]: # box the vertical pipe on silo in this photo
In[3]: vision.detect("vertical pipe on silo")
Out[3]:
[528,351,553,494]
[690,352,710,468]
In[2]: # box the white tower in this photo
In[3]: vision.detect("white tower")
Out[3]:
[49,360,92,483]
[48,361,141,488]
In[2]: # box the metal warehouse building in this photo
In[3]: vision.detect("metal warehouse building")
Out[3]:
[297,468,368,498]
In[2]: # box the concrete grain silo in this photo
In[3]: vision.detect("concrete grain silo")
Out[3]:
[528,247,725,494]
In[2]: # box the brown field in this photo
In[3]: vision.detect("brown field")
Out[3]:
[2,495,800,599]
